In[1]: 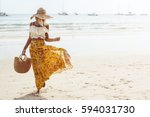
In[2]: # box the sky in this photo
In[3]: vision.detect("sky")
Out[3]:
[1,0,150,14]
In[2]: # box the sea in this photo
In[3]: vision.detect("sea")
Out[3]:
[0,14,150,39]
[0,14,150,59]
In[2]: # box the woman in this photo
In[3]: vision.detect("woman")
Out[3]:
[21,8,72,95]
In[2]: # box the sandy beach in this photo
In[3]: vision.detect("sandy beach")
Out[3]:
[1,14,150,100]
[0,54,150,100]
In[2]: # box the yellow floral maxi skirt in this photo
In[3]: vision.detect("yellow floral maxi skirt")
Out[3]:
[29,39,72,90]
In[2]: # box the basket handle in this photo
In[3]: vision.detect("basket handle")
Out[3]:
[19,54,28,61]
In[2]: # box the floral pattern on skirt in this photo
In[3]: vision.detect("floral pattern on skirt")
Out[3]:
[29,39,72,90]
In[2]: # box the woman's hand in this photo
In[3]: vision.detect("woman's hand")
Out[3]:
[54,37,60,41]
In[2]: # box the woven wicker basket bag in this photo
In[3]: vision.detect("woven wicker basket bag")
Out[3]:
[14,55,31,73]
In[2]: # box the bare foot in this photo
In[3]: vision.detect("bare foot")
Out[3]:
[32,90,40,96]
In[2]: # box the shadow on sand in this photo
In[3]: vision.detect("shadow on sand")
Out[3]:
[14,93,47,100]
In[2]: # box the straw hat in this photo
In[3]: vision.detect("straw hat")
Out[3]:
[30,7,52,20]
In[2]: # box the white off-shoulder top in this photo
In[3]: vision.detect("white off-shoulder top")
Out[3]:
[29,25,49,39]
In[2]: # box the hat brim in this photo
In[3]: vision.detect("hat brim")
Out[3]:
[31,14,53,20]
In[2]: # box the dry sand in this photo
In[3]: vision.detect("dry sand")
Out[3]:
[0,55,150,100]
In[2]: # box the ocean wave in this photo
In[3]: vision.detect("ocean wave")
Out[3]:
[0,22,137,32]
[0,14,149,38]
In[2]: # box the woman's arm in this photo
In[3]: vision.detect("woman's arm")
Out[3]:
[45,33,60,42]
[45,24,60,42]
[21,36,32,55]
[21,23,33,55]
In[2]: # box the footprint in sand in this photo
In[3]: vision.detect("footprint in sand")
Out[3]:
[120,78,125,81]
[82,86,87,88]
[103,86,109,89]
[66,95,81,99]
[58,89,63,92]
[123,82,128,84]
[113,96,121,99]
[123,80,133,85]
[128,86,133,88]
[23,87,29,89]
[114,69,117,71]
[76,72,85,75]
[18,92,24,95]
[127,80,133,83]
[49,86,53,89]
[41,88,49,93]
[11,79,16,82]
[145,64,150,65]
[113,96,129,100]
[100,85,110,89]
[83,83,98,88]
[73,74,77,76]
[108,65,113,67]
[111,84,116,86]
[96,74,101,76]
[57,89,69,93]
[75,96,83,99]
